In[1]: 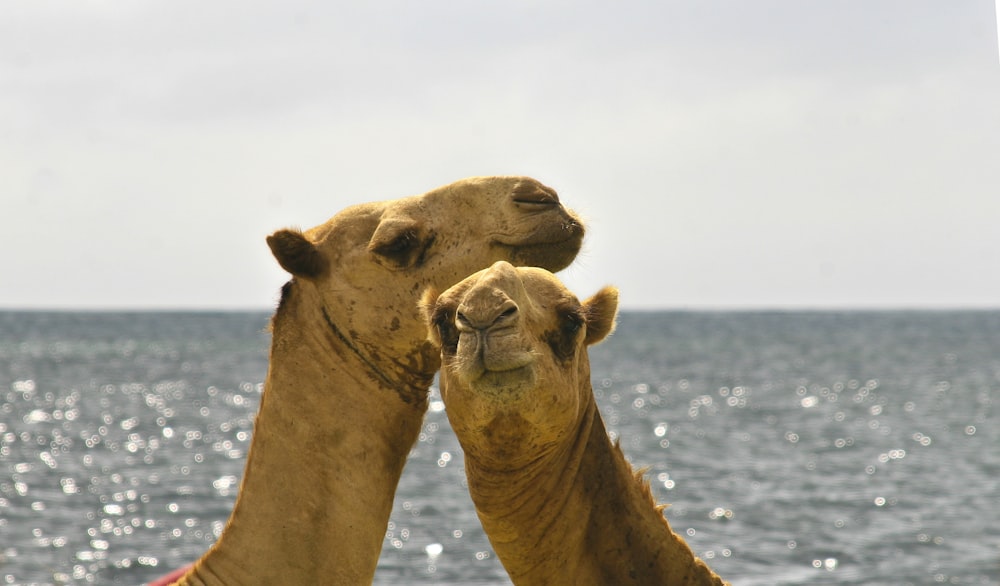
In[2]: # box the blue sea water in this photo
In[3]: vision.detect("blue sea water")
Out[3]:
[0,310,997,585]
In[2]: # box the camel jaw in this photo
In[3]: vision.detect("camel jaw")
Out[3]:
[505,241,581,272]
[494,220,585,272]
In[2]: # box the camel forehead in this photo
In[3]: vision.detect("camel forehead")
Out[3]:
[447,264,578,313]
[303,176,534,244]
[380,176,535,213]
[419,176,532,204]
[303,201,385,243]
[300,195,433,249]
[388,176,540,221]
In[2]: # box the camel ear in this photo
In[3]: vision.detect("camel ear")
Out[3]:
[267,229,327,279]
[418,286,442,345]
[582,286,619,346]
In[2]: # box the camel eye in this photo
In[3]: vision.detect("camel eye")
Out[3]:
[432,308,459,355]
[369,218,435,269]
[545,309,583,362]
[499,306,518,321]
[371,229,435,269]
[373,229,417,256]
[561,312,584,337]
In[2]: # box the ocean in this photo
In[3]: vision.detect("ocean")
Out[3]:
[0,310,997,585]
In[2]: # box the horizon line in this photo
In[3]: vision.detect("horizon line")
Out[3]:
[3,304,1000,313]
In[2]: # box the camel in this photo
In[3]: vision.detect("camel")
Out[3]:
[420,261,728,586]
[151,177,584,585]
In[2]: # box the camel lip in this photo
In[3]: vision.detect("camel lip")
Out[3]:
[481,360,533,375]
[454,354,535,386]
[469,364,536,395]
[497,220,584,248]
[457,352,535,374]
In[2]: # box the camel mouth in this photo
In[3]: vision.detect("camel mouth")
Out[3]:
[494,213,584,272]
[453,347,536,394]
[496,198,584,246]
[494,224,581,244]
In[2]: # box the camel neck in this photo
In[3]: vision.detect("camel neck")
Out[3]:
[177,283,429,585]
[463,395,598,584]
[466,391,727,586]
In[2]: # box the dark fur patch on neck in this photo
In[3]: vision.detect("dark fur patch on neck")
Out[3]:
[320,306,422,406]
[268,280,295,333]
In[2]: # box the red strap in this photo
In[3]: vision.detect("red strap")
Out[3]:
[146,565,192,586]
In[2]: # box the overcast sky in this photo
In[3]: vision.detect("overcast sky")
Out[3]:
[3,1,999,310]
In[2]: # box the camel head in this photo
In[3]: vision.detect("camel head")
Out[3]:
[422,261,618,466]
[265,176,584,398]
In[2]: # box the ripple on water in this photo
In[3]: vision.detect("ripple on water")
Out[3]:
[3,311,999,584]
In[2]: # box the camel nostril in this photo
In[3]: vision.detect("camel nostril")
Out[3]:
[456,303,519,331]
[511,181,560,209]
[497,306,518,321]
[512,196,559,207]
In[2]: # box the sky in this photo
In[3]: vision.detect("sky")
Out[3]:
[2,1,999,310]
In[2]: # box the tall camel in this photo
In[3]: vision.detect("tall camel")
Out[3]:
[153,177,584,585]
[421,261,728,586]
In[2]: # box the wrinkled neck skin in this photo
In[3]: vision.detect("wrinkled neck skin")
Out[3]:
[174,282,433,586]
[463,388,727,586]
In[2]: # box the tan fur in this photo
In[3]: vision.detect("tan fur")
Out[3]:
[167,177,584,585]
[425,262,728,586]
